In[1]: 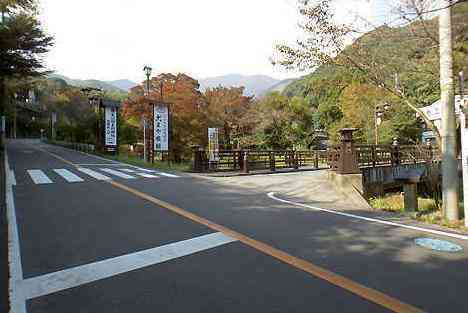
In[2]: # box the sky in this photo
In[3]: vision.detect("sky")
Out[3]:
[39,0,387,83]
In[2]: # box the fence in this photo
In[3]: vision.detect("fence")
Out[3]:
[193,149,328,173]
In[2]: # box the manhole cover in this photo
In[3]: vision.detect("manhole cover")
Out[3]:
[414,238,463,252]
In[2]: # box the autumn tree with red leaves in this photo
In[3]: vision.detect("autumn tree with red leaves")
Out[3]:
[122,73,206,161]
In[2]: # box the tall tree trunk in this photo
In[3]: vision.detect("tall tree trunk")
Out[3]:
[439,1,459,221]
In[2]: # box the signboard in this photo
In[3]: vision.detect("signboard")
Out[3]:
[208,128,219,162]
[154,104,169,151]
[420,95,468,122]
[104,106,118,147]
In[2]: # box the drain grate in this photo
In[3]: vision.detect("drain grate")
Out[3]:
[414,238,463,252]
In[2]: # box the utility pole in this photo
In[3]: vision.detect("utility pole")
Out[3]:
[439,0,459,221]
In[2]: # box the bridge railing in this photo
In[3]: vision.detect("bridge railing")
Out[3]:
[192,149,328,173]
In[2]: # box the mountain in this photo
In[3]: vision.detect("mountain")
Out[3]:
[263,78,298,95]
[47,74,134,93]
[107,79,137,91]
[199,74,281,97]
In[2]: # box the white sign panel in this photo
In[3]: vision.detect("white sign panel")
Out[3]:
[154,104,169,151]
[208,128,219,162]
[105,107,117,146]
[420,95,468,122]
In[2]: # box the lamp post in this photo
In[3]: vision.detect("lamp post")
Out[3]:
[143,65,153,163]
[374,102,391,145]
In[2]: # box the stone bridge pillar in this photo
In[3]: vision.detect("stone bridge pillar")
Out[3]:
[337,128,360,174]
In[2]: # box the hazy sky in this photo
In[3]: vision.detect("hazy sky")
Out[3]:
[39,0,386,83]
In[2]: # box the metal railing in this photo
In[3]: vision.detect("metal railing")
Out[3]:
[45,139,95,153]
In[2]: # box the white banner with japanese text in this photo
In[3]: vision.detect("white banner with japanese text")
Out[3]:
[105,106,118,146]
[154,104,169,151]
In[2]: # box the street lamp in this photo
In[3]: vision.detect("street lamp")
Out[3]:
[143,65,153,163]
[143,65,152,96]
[374,102,391,145]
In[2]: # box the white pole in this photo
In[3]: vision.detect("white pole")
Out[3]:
[439,0,459,221]
[459,71,468,226]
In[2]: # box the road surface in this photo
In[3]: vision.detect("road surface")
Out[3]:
[5,139,468,313]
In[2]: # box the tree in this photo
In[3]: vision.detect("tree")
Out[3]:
[0,0,53,144]
[122,73,205,161]
[202,86,253,149]
[252,92,316,149]
[275,0,468,145]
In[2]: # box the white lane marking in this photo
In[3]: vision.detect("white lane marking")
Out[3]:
[10,169,17,186]
[119,168,136,173]
[76,168,111,181]
[156,172,180,178]
[136,173,159,178]
[267,192,468,241]
[53,169,84,183]
[5,150,27,313]
[27,170,53,185]
[20,232,236,300]
[100,168,136,179]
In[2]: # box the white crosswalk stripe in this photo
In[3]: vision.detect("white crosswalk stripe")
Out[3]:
[136,173,159,178]
[100,168,136,179]
[23,167,177,185]
[77,168,111,181]
[53,169,84,183]
[119,169,136,173]
[27,170,53,185]
[156,172,180,178]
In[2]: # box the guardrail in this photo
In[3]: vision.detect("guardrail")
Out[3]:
[45,139,95,153]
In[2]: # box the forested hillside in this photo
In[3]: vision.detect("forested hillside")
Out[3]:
[280,3,468,144]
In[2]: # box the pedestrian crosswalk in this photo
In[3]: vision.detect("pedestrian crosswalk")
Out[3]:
[21,167,180,186]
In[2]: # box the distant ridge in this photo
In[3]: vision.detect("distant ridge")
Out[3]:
[199,74,282,97]
[47,74,136,92]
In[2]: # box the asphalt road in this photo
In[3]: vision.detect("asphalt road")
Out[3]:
[6,139,468,313]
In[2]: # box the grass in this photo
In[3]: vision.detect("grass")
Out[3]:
[369,194,468,231]
[369,194,438,213]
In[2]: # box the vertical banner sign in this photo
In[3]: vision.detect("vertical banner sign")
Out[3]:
[208,128,219,162]
[154,104,169,151]
[105,106,117,147]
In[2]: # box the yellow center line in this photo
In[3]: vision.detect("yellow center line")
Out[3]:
[35,144,426,313]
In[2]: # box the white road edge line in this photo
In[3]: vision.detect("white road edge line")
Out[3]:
[9,169,16,186]
[5,149,27,313]
[19,232,236,300]
[267,192,468,241]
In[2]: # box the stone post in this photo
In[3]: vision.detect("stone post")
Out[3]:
[337,128,360,174]
[192,145,203,172]
[403,183,418,212]
[242,150,250,174]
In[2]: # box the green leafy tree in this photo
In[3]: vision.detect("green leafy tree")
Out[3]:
[0,0,53,144]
